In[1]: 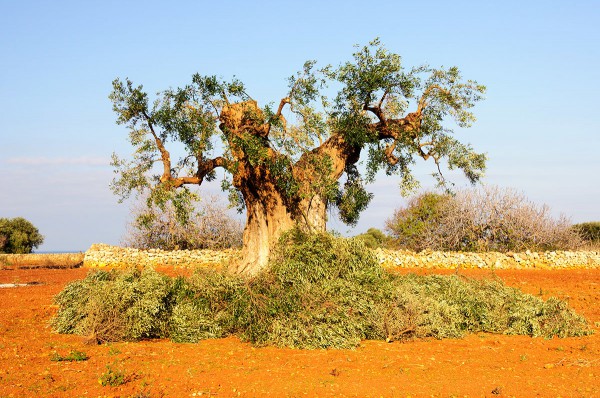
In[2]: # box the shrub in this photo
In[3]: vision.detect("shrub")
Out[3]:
[50,350,88,362]
[386,186,582,252]
[355,228,391,249]
[123,194,243,251]
[51,232,592,348]
[0,217,44,254]
[385,193,450,252]
[235,229,391,348]
[98,363,128,387]
[573,222,600,244]
[168,269,245,343]
[51,267,173,343]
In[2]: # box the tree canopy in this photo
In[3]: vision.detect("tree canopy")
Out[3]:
[0,217,45,254]
[110,39,487,273]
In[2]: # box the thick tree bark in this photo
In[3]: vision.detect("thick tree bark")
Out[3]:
[231,190,295,275]
[230,143,360,275]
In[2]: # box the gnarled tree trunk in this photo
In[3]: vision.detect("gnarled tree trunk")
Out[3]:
[229,171,330,275]
[231,187,295,275]
[220,101,357,275]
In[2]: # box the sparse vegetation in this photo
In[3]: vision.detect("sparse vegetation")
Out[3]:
[0,252,84,269]
[50,350,88,362]
[123,194,243,251]
[98,363,127,387]
[386,186,582,252]
[51,231,592,349]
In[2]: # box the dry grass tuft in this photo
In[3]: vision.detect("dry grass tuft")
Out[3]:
[0,253,84,269]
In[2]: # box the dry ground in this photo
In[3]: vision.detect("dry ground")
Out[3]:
[1,265,599,397]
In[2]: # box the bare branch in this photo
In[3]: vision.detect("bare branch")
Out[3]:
[378,90,389,109]
[275,97,291,119]
[265,97,291,136]
[221,90,230,106]
[384,141,399,165]
[416,141,432,161]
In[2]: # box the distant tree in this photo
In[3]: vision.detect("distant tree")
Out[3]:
[573,222,600,246]
[355,228,390,249]
[0,217,45,254]
[110,39,486,274]
[385,192,450,251]
[0,234,7,252]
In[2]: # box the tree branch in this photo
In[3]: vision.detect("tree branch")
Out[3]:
[371,110,421,140]
[171,156,228,188]
[275,97,290,119]
[384,141,399,165]
[418,84,450,112]
[364,104,386,123]
[264,97,290,136]
[142,111,173,184]
[416,141,432,160]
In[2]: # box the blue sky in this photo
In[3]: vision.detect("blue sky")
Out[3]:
[1,0,598,251]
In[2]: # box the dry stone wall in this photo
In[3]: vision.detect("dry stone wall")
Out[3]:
[84,244,600,270]
[374,248,600,270]
[83,244,238,268]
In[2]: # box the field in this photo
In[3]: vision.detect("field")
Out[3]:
[1,264,599,397]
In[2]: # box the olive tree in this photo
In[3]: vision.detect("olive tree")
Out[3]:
[110,39,486,274]
[0,217,44,254]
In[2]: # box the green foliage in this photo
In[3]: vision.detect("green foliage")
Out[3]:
[236,229,388,348]
[385,192,449,251]
[110,39,486,232]
[355,228,390,249]
[0,217,44,254]
[574,222,600,243]
[334,166,373,226]
[52,232,591,349]
[50,350,88,362]
[168,270,245,343]
[50,267,173,343]
[389,274,590,339]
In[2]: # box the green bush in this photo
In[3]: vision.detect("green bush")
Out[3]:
[51,231,592,348]
[168,270,245,343]
[236,229,390,348]
[51,267,173,343]
[385,193,449,252]
[0,217,44,254]
[354,228,390,249]
[574,222,600,243]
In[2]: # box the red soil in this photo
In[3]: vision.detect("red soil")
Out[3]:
[1,266,598,397]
